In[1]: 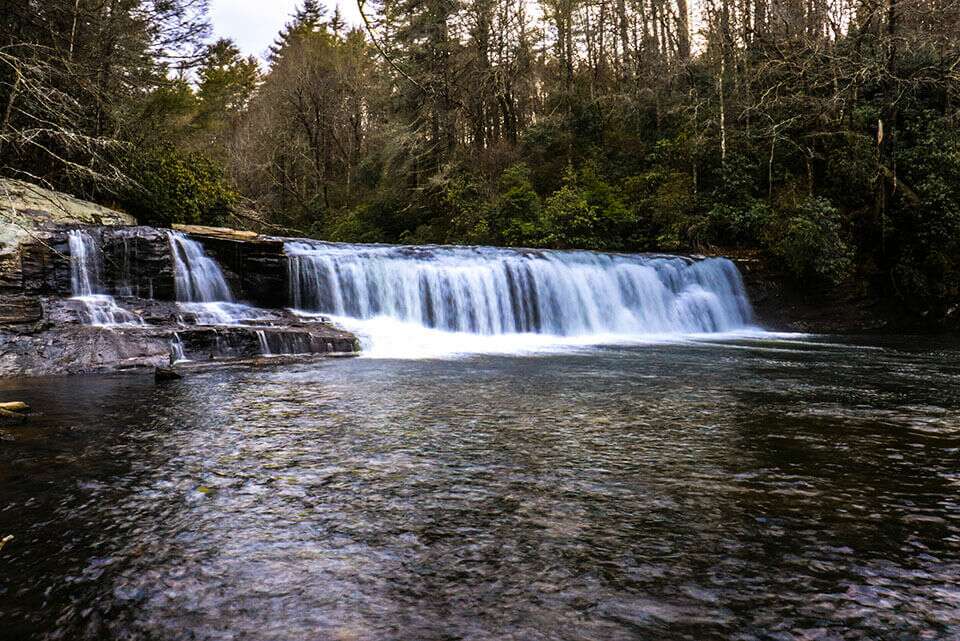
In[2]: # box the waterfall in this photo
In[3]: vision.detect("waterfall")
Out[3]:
[167,231,264,326]
[168,231,234,303]
[285,242,755,340]
[67,230,140,327]
[170,333,187,363]
[69,230,102,297]
[256,330,272,356]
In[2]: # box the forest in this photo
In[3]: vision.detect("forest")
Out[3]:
[1,0,959,322]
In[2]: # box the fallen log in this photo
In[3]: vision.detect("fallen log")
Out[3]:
[0,408,27,423]
[0,401,29,413]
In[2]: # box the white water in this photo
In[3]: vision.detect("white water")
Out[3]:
[168,231,234,303]
[256,330,272,356]
[67,230,141,327]
[170,333,188,363]
[167,231,266,325]
[285,242,760,358]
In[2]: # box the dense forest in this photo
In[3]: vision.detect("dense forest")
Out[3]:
[1,0,959,322]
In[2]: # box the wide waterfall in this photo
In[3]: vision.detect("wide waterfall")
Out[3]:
[67,230,141,327]
[286,242,756,354]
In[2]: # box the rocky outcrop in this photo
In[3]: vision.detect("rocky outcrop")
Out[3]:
[733,257,897,334]
[0,182,359,378]
[0,297,358,378]
[0,178,135,243]
[1,180,137,327]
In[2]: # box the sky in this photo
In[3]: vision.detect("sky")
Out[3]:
[208,0,362,60]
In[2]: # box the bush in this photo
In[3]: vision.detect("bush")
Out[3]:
[123,145,237,227]
[623,169,697,251]
[761,196,853,286]
[491,163,541,246]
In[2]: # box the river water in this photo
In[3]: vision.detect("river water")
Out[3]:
[1,335,959,640]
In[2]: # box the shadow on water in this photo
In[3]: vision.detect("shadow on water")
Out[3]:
[0,336,959,640]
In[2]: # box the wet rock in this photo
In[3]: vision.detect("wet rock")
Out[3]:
[154,367,182,382]
[0,297,359,378]
[100,227,177,301]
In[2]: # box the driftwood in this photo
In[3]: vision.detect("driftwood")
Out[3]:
[0,401,29,412]
[0,408,26,423]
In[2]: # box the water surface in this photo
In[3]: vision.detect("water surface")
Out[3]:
[1,336,959,640]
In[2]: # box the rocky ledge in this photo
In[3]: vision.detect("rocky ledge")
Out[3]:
[0,298,358,378]
[0,184,360,378]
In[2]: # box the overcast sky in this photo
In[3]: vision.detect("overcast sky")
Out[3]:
[208,1,362,60]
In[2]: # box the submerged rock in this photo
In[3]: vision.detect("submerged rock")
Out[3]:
[0,408,27,424]
[154,367,182,382]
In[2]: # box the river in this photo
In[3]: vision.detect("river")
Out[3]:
[1,334,959,640]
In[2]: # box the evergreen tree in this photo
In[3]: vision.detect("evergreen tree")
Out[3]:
[195,38,260,150]
[268,0,328,63]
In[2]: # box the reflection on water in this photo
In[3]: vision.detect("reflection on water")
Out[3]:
[1,336,959,640]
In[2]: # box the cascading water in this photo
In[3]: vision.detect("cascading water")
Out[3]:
[170,333,187,363]
[69,229,101,298]
[67,230,140,327]
[168,231,234,303]
[286,242,758,356]
[256,330,272,356]
[167,231,262,325]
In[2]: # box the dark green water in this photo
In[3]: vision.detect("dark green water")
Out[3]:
[1,336,959,640]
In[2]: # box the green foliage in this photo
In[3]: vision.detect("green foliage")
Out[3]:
[538,165,609,249]
[761,196,854,286]
[538,167,594,249]
[623,169,697,251]
[889,117,960,313]
[123,146,238,228]
[493,164,542,246]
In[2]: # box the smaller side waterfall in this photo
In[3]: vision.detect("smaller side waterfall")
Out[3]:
[69,230,102,297]
[167,231,266,325]
[170,333,187,363]
[168,231,234,303]
[256,330,272,356]
[67,230,140,327]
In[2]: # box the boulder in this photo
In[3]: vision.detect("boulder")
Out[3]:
[154,367,182,382]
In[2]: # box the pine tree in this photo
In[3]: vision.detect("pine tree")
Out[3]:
[268,0,328,63]
[328,5,346,35]
[195,38,260,149]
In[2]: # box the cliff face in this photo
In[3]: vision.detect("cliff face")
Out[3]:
[1,179,138,326]
[0,186,358,378]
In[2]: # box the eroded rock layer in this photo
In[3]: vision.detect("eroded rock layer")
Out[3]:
[1,216,359,377]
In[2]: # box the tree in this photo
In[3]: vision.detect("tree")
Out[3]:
[193,38,259,156]
[269,0,327,62]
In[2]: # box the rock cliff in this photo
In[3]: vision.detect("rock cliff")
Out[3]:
[0,182,359,378]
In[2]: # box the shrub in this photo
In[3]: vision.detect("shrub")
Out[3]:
[123,145,237,227]
[761,196,853,286]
